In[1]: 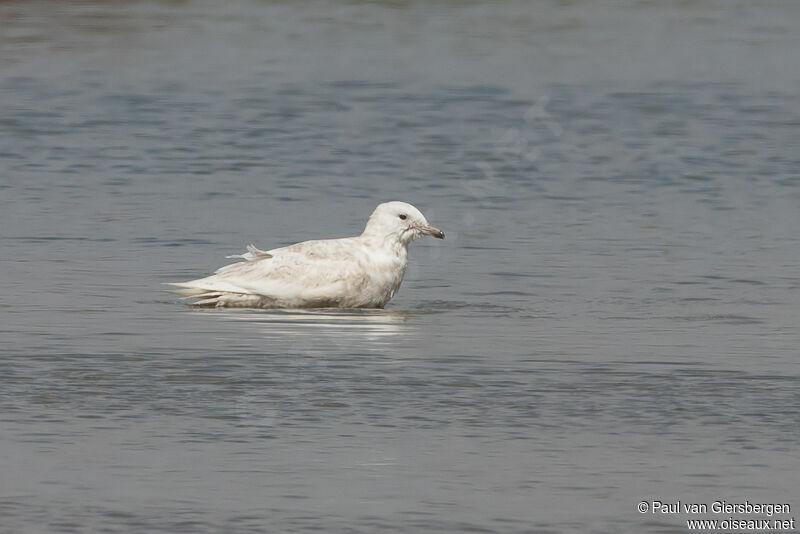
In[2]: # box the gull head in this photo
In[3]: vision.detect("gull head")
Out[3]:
[362,201,445,245]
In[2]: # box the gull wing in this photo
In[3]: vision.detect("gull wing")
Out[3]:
[169,237,371,304]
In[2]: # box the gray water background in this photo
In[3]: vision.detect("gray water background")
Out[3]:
[1,1,800,532]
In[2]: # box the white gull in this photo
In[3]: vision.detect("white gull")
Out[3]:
[167,201,445,308]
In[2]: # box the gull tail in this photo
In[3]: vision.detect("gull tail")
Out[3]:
[163,283,221,306]
[165,285,209,297]
[164,283,277,308]
[165,244,275,308]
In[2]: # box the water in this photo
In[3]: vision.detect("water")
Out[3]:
[2,1,800,532]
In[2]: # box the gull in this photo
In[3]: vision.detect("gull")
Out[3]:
[167,201,445,308]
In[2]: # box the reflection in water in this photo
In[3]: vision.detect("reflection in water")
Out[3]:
[188,308,411,341]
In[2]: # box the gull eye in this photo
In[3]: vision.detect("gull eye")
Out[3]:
[398,214,407,220]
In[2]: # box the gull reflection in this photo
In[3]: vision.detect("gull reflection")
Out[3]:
[188,308,411,343]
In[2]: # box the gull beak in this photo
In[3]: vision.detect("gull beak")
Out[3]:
[420,225,445,239]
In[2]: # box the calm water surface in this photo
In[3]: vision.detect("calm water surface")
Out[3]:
[1,1,800,533]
